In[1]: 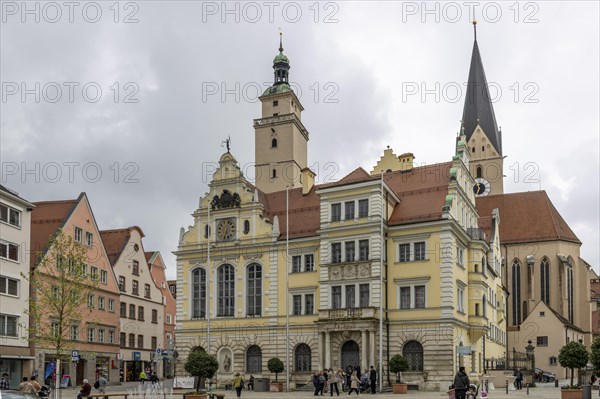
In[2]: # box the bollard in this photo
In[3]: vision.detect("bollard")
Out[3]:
[526,382,529,395]
[583,384,592,399]
[555,379,559,388]
[506,379,508,395]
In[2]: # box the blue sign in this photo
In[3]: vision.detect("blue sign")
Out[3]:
[133,352,141,361]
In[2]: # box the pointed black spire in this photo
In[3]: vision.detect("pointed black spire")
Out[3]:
[461,22,502,155]
[279,31,283,53]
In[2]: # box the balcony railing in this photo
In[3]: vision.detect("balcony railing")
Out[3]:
[319,307,377,320]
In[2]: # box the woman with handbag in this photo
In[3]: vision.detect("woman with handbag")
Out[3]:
[233,372,244,398]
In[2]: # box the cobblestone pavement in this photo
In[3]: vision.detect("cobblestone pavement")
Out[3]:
[48,380,585,399]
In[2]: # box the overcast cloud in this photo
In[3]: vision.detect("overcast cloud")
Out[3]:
[1,1,598,279]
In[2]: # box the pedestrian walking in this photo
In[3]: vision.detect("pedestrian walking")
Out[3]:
[369,366,376,394]
[232,372,244,398]
[329,369,340,396]
[453,367,470,399]
[347,371,360,396]
[139,370,147,385]
[0,373,9,390]
[313,372,321,396]
[515,369,523,390]
[97,374,107,394]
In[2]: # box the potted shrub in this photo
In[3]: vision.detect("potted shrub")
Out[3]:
[389,354,410,394]
[558,341,589,399]
[268,357,284,392]
[184,350,219,399]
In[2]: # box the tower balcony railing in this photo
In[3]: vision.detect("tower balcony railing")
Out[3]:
[319,307,378,320]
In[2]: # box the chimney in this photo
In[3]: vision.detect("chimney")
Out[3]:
[398,153,415,171]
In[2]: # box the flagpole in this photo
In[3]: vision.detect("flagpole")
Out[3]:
[379,171,384,393]
[285,186,290,392]
[207,204,211,354]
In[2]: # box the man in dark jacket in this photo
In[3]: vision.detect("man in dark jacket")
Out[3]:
[453,367,470,399]
[369,366,377,394]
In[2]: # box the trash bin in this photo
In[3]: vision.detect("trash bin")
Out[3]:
[583,384,592,399]
[255,377,270,392]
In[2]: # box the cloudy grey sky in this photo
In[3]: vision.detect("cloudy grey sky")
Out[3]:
[2,1,598,279]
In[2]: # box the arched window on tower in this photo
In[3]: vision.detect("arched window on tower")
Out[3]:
[540,258,550,304]
[512,260,522,325]
[243,220,250,235]
[272,138,278,148]
[272,169,277,178]
[476,166,483,178]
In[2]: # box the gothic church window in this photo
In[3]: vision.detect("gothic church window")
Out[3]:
[512,260,522,325]
[540,258,550,304]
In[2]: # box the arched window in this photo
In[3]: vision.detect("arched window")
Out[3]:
[472,147,476,153]
[204,225,210,239]
[272,169,277,178]
[192,268,206,319]
[191,346,205,353]
[247,263,262,316]
[271,138,278,148]
[512,260,521,325]
[482,294,487,318]
[481,146,485,151]
[243,220,250,235]
[217,264,235,316]
[402,341,423,371]
[246,345,262,372]
[295,344,311,371]
[540,258,550,304]
[476,166,483,178]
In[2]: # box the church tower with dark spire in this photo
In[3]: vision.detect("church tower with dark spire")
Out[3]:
[253,34,311,194]
[462,21,504,196]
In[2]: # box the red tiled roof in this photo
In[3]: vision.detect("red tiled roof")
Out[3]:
[262,186,321,240]
[319,167,377,189]
[30,197,80,268]
[476,191,580,245]
[99,226,145,266]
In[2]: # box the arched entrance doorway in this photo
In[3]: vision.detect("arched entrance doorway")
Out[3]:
[341,340,360,371]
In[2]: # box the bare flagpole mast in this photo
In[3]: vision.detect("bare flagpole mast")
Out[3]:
[207,194,211,353]
[379,170,384,393]
[285,186,290,392]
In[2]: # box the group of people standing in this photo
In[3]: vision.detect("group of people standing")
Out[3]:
[312,366,378,396]
[0,373,43,395]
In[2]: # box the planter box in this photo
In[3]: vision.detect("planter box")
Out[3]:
[561,389,583,399]
[184,394,207,399]
[392,383,408,394]
[269,382,283,392]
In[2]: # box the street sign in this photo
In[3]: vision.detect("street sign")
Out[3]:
[457,345,472,355]
[156,348,162,354]
[71,350,79,357]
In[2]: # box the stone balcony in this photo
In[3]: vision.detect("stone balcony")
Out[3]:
[319,307,378,321]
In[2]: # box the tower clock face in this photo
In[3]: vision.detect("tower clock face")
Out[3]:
[217,219,236,241]
[473,178,491,196]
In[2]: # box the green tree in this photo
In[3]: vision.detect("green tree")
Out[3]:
[184,350,219,392]
[389,354,410,383]
[268,357,284,382]
[23,229,99,380]
[558,340,589,387]
[590,337,600,376]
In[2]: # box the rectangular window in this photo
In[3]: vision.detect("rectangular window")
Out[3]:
[128,333,135,348]
[399,244,410,262]
[151,336,157,350]
[87,328,95,342]
[109,330,115,344]
[304,254,314,272]
[293,295,302,315]
[98,329,105,343]
[50,322,59,338]
[74,227,83,242]
[457,247,464,266]
[100,270,108,284]
[457,288,465,312]
[120,302,127,317]
[292,256,301,273]
[331,243,342,263]
[152,309,158,324]
[359,284,369,307]
[358,199,368,218]
[414,242,426,261]
[120,333,126,347]
[400,287,411,309]
[137,335,143,349]
[144,284,151,298]
[344,201,355,220]
[0,204,21,227]
[132,260,139,276]
[108,299,115,313]
[332,286,342,309]
[345,241,355,262]
[0,276,18,296]
[132,280,139,295]
[331,203,341,221]
[414,285,426,309]
[0,315,18,337]
[166,314,172,324]
[537,336,548,347]
[129,304,135,319]
[70,325,79,341]
[359,240,369,261]
[345,285,355,308]
[90,266,98,281]
[118,276,126,292]
[138,306,144,321]
[0,241,19,261]
[87,294,94,309]
[305,294,314,315]
[85,232,93,247]
[98,296,105,310]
